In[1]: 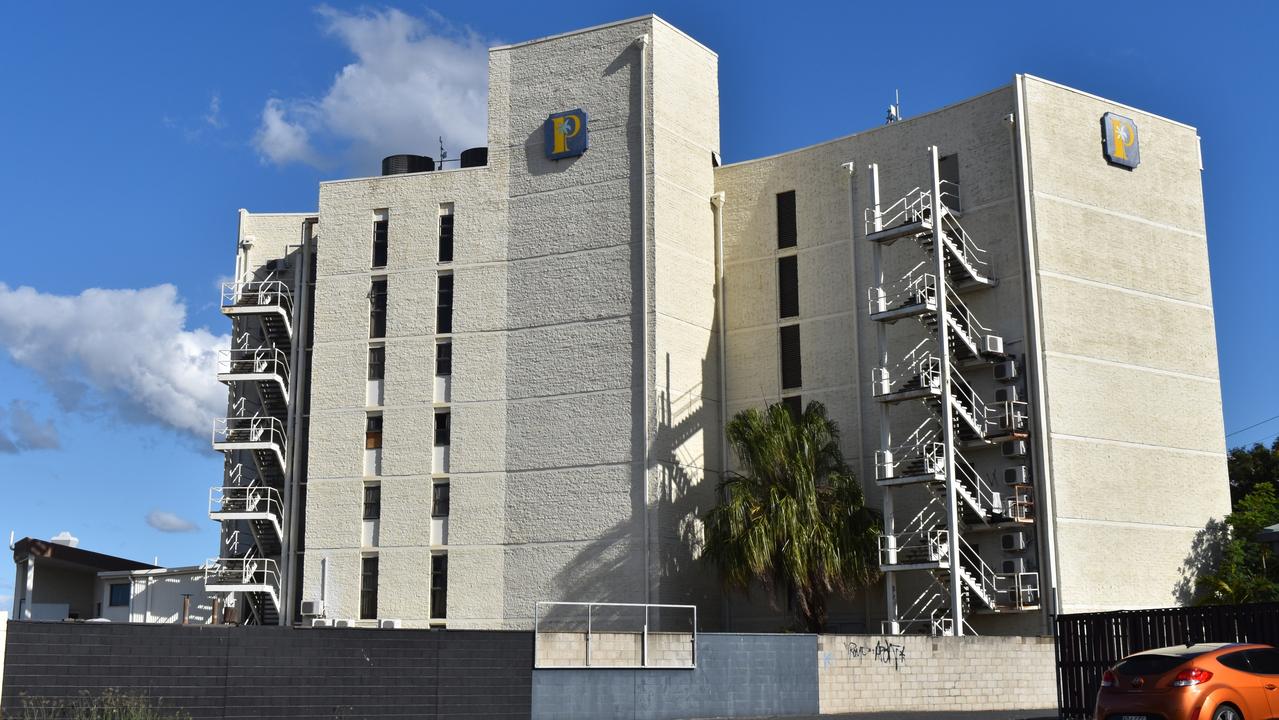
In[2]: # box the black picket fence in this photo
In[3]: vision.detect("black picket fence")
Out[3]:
[1055,602,1279,719]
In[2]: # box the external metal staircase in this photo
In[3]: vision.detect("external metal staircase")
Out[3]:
[863,148,1040,636]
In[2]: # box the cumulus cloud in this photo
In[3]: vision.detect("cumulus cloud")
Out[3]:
[254,6,490,170]
[0,283,228,438]
[0,400,60,453]
[146,510,199,533]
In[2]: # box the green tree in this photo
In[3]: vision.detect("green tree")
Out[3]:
[701,400,880,632]
[1195,482,1279,605]
[1228,437,1279,505]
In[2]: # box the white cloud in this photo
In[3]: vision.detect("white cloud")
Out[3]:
[0,400,60,453]
[254,7,490,170]
[146,510,199,533]
[204,93,224,129]
[0,283,228,438]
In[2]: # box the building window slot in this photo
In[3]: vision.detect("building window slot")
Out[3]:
[365,414,383,476]
[778,255,799,318]
[367,345,385,406]
[369,278,388,339]
[781,395,802,419]
[360,556,379,620]
[363,484,381,521]
[432,482,450,546]
[109,583,129,607]
[372,211,389,269]
[434,341,452,403]
[430,555,448,620]
[433,411,450,474]
[437,273,453,334]
[776,190,797,249]
[438,203,454,263]
[780,324,802,390]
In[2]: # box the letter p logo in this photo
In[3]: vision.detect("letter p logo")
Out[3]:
[545,109,589,160]
[1102,112,1140,169]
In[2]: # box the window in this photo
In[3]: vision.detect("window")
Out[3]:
[434,411,450,446]
[367,346,385,381]
[433,483,450,518]
[429,555,448,619]
[438,206,454,263]
[369,278,388,339]
[359,556,379,620]
[436,274,453,334]
[1219,651,1251,672]
[436,341,452,376]
[363,485,381,521]
[939,154,960,213]
[1248,649,1279,675]
[780,324,802,390]
[372,216,388,268]
[109,583,129,607]
[776,190,797,249]
[778,255,798,318]
[781,395,802,419]
[366,415,383,450]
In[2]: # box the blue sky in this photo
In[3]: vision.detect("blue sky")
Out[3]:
[1,1,1275,608]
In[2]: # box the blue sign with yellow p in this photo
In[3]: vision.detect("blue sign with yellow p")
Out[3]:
[1102,112,1140,169]
[545,109,588,160]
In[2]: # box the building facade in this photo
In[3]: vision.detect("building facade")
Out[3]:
[206,15,1230,635]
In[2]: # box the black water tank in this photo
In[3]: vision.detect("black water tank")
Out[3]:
[460,147,488,168]
[381,154,434,175]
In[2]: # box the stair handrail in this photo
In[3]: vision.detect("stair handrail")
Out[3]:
[221,279,294,318]
[864,186,932,234]
[217,346,291,384]
[211,415,288,459]
[949,371,994,435]
[209,484,283,522]
[939,212,993,278]
[879,527,949,565]
[943,286,994,341]
[937,179,961,215]
[874,421,940,479]
[953,450,1002,516]
[872,340,942,397]
[868,267,937,315]
[957,535,1001,606]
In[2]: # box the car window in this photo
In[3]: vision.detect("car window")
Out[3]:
[1219,650,1252,672]
[1116,654,1193,676]
[1247,649,1279,674]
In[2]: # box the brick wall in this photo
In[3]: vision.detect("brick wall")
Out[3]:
[817,634,1057,713]
[534,631,694,667]
[1,622,531,719]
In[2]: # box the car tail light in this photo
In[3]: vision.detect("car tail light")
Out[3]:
[1172,668,1213,687]
[1100,670,1117,688]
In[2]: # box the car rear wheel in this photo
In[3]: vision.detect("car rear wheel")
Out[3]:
[1213,704,1243,720]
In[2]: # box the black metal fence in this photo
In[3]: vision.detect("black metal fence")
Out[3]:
[1055,602,1279,719]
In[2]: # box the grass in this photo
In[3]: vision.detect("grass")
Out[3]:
[8,690,190,720]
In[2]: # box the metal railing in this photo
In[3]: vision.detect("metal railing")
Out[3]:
[954,451,1003,517]
[957,535,1001,608]
[939,212,993,280]
[209,485,283,537]
[217,346,290,385]
[865,186,932,234]
[872,341,942,399]
[880,528,948,566]
[998,571,1041,609]
[204,551,281,608]
[534,602,696,669]
[212,416,287,454]
[942,286,995,354]
[221,280,293,316]
[868,268,937,316]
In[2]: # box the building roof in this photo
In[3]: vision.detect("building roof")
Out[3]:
[12,537,159,573]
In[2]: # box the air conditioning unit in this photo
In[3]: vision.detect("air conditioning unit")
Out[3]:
[379,618,402,629]
[994,359,1018,382]
[310,618,334,628]
[994,386,1019,405]
[332,618,355,628]
[1002,558,1026,575]
[1002,531,1028,552]
[300,600,325,618]
[1004,466,1029,486]
[984,334,1004,355]
[1002,440,1027,458]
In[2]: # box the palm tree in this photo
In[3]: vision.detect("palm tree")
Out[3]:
[702,400,880,632]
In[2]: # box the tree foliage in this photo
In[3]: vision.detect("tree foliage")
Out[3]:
[701,400,880,632]
[1195,439,1279,605]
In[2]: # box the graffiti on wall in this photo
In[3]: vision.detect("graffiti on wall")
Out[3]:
[844,638,908,670]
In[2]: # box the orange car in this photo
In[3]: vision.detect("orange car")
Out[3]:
[1095,642,1279,720]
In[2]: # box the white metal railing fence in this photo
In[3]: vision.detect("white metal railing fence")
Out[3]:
[865,186,931,234]
[957,535,1001,608]
[880,527,948,566]
[872,340,942,399]
[221,280,293,317]
[868,268,937,316]
[534,602,696,669]
[212,416,287,454]
[204,551,281,608]
[217,346,290,385]
[942,286,995,353]
[939,212,993,280]
[209,485,283,533]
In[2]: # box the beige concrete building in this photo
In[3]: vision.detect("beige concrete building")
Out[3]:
[205,15,1230,635]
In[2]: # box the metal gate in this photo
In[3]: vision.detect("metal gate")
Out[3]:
[1055,602,1279,719]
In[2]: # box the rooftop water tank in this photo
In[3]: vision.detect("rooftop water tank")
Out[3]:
[381,154,435,175]
[460,147,488,168]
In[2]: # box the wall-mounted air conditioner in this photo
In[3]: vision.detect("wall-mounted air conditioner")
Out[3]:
[1002,440,1027,458]
[300,600,325,618]
[984,335,1004,355]
[994,358,1018,382]
[1002,531,1028,552]
[380,618,402,629]
[310,618,334,628]
[994,386,1020,405]
[1002,558,1026,575]
[1004,466,1029,486]
[332,618,355,628]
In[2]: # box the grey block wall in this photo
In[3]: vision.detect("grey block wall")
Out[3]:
[1,622,532,719]
[531,633,819,720]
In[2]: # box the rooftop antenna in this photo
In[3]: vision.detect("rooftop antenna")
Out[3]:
[438,136,448,165]
[886,89,901,124]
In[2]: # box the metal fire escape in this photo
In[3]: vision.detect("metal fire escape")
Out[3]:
[867,147,1039,636]
[204,277,294,625]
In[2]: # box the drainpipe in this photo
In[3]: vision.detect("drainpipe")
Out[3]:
[280,218,317,625]
[634,32,651,605]
[23,555,34,620]
[711,192,728,479]
[1011,78,1062,632]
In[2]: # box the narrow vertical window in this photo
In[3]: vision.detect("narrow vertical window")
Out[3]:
[781,395,802,419]
[372,212,388,269]
[780,325,802,390]
[778,255,799,318]
[433,483,450,518]
[438,203,454,263]
[776,190,797,249]
[436,274,453,334]
[367,346,385,381]
[435,341,452,376]
[365,415,383,450]
[429,555,448,620]
[369,279,387,339]
[434,411,450,447]
[363,485,381,521]
[359,556,379,620]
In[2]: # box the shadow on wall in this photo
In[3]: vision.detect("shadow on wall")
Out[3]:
[1173,517,1228,605]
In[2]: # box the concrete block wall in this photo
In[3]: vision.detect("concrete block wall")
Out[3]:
[534,631,694,667]
[817,634,1057,713]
